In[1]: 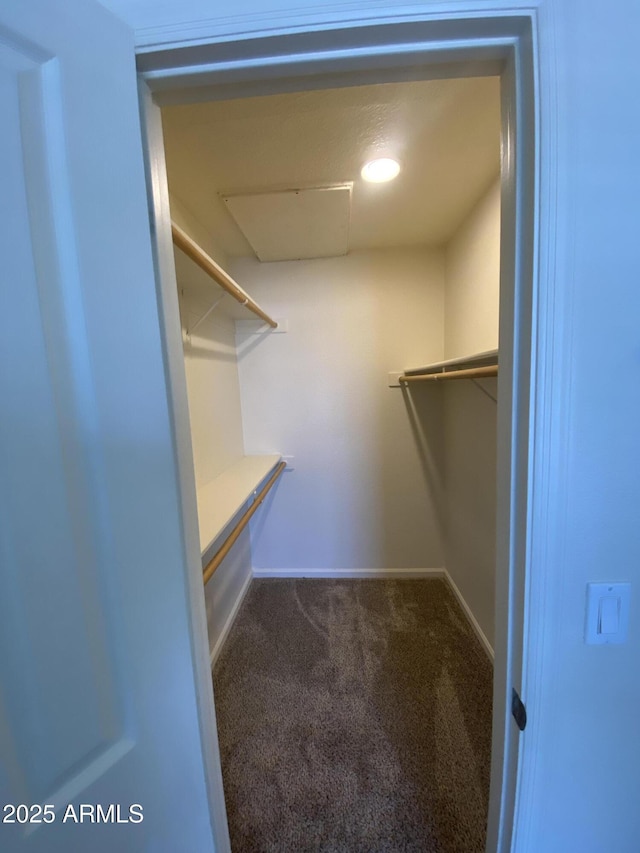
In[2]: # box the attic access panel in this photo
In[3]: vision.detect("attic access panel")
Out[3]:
[222,185,351,262]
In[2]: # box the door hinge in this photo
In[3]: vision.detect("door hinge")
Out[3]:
[512,688,527,731]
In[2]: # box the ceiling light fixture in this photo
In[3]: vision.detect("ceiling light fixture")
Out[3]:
[361,158,401,183]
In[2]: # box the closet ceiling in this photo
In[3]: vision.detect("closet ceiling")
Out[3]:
[162,76,500,261]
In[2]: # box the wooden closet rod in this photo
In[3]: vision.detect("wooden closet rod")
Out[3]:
[171,221,278,329]
[203,461,286,585]
[400,365,498,383]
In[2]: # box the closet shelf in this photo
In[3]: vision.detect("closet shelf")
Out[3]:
[197,454,282,558]
[400,348,498,384]
[171,221,277,329]
[203,460,286,585]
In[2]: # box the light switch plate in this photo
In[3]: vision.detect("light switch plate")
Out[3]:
[585,582,631,645]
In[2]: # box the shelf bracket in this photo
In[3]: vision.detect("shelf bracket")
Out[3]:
[188,293,226,338]
[472,378,498,403]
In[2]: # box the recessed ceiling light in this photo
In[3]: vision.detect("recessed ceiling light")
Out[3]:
[361,158,401,183]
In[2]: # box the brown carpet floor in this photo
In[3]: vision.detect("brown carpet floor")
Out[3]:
[213,578,493,853]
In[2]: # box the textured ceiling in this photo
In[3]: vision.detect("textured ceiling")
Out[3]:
[161,76,500,259]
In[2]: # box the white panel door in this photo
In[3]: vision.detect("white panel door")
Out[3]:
[0,2,217,851]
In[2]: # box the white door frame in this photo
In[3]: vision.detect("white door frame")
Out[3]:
[136,12,540,852]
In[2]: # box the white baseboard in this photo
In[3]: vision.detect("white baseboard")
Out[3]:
[251,567,445,579]
[209,571,253,668]
[443,570,494,661]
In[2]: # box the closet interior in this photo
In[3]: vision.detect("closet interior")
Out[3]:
[163,77,501,853]
[160,74,501,845]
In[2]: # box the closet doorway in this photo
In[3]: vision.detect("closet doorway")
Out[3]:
[139,19,534,853]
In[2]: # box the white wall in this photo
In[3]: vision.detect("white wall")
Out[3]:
[232,248,446,571]
[443,380,497,648]
[517,3,640,851]
[445,177,500,360]
[202,522,252,661]
[441,177,500,649]
[179,306,253,655]
[171,194,245,488]
[171,197,251,655]
[180,311,245,489]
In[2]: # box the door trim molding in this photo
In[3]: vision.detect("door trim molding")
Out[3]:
[137,80,233,853]
[135,7,557,850]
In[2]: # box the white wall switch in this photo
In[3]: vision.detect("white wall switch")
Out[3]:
[585,582,631,644]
